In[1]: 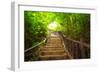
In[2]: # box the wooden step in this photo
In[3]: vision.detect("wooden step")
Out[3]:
[49,37,60,39]
[47,41,62,44]
[46,42,62,44]
[47,42,62,44]
[38,33,70,60]
[45,44,63,48]
[39,54,67,60]
[48,38,61,41]
[40,47,63,51]
[40,50,65,55]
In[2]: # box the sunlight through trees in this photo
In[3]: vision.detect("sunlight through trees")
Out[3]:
[48,21,57,30]
[24,11,90,49]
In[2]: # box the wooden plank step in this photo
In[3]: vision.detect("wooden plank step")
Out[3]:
[46,44,62,46]
[39,54,67,60]
[40,50,65,55]
[40,48,63,51]
[45,44,63,48]
[48,39,61,41]
[47,40,62,42]
[45,46,63,48]
[49,37,60,39]
[49,40,61,42]
[47,41,62,44]
[47,41,61,44]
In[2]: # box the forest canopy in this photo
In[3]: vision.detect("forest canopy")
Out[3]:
[24,11,90,49]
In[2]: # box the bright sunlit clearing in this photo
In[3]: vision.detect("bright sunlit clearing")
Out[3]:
[48,21,58,30]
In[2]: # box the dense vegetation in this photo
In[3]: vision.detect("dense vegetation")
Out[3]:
[24,11,90,50]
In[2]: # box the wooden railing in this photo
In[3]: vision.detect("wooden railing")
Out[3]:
[25,38,46,53]
[24,38,47,61]
[60,32,90,59]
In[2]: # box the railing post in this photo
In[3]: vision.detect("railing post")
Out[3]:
[80,38,85,58]
[59,32,90,59]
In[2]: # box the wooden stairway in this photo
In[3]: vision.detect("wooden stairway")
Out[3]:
[39,32,72,60]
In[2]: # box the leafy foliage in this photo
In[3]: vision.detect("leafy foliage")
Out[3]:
[24,11,56,49]
[24,11,90,49]
[56,13,90,43]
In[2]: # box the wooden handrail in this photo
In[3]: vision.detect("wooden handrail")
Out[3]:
[66,37,90,48]
[61,33,90,48]
[59,32,90,58]
[24,38,46,53]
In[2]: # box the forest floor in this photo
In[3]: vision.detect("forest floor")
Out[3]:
[39,32,72,60]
